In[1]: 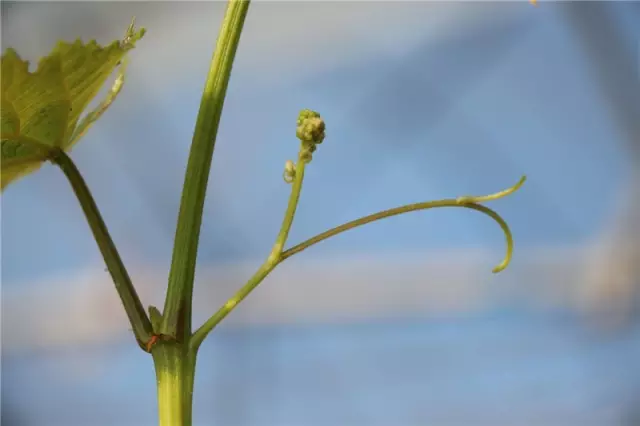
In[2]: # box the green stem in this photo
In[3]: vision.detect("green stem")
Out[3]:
[190,159,307,351]
[191,170,523,350]
[161,0,251,340]
[191,201,511,352]
[153,342,197,426]
[48,148,153,349]
[281,176,525,273]
[270,157,307,258]
[190,259,276,352]
[281,200,514,273]
[191,200,513,352]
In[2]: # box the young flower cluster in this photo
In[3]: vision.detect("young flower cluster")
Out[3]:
[296,109,325,163]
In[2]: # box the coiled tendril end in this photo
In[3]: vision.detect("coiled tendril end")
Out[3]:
[456,175,526,205]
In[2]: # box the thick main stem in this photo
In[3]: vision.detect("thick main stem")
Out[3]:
[154,2,251,425]
[153,343,197,426]
[162,0,251,340]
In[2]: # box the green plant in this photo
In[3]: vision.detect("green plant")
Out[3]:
[1,2,525,425]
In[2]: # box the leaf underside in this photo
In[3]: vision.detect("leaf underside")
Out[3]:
[1,26,144,190]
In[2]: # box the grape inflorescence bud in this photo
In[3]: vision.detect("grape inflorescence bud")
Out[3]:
[296,109,325,163]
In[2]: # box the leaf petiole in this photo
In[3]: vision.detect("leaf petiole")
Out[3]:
[48,148,153,349]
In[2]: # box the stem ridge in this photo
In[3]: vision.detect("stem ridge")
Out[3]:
[161,0,251,340]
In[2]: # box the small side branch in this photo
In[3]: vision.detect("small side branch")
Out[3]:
[189,109,325,352]
[189,157,308,352]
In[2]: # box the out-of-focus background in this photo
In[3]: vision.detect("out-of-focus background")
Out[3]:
[2,1,639,425]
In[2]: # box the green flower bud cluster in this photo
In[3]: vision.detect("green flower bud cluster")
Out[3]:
[296,109,325,163]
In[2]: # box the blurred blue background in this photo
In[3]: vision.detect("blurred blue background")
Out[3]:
[2,1,639,425]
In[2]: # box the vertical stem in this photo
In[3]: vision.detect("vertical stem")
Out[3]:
[155,2,250,423]
[161,0,251,340]
[153,343,197,426]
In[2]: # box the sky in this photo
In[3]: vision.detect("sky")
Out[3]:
[1,1,639,425]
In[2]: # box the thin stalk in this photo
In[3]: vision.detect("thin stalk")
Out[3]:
[191,167,523,350]
[281,176,526,273]
[48,148,153,349]
[190,158,307,351]
[270,157,307,257]
[191,198,515,351]
[161,0,251,340]
[190,259,277,352]
[281,200,513,273]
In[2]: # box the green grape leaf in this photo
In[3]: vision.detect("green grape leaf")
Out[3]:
[1,19,145,191]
